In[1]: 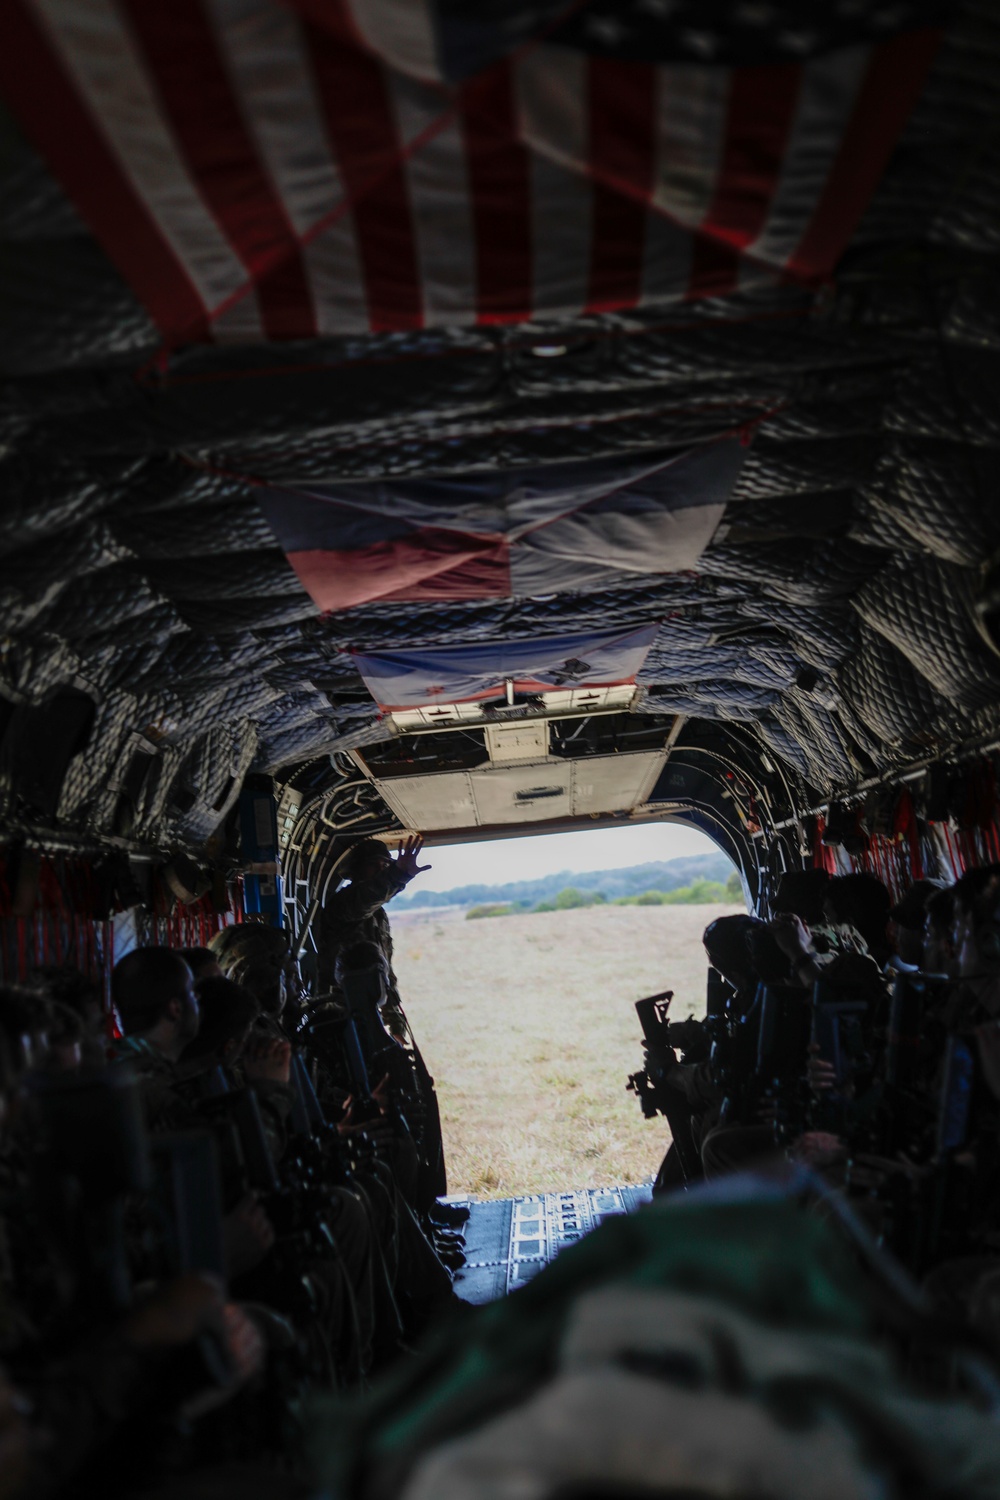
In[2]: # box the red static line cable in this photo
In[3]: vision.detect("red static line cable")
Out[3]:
[883,844,897,901]
[869,840,882,890]
[904,800,923,881]
[985,820,1000,863]
[888,845,903,900]
[895,841,909,900]
[963,829,977,868]
[869,836,889,895]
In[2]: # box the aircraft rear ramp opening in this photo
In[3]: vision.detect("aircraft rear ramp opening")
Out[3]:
[453,1185,654,1306]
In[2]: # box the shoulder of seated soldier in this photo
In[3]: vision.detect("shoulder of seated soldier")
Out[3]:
[107,1036,174,1077]
[809,922,859,956]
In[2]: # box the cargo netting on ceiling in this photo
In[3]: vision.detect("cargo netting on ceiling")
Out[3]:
[0,1,999,855]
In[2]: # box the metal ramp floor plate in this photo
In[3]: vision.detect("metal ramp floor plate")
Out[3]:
[451,1184,653,1306]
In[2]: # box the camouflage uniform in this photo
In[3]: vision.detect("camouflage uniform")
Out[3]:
[0,1137,178,1498]
[318,867,409,1039]
[318,869,448,1206]
[111,1035,200,1133]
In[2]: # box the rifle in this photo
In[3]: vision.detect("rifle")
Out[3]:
[626,991,703,1182]
[338,970,421,1140]
[146,1128,276,1409]
[756,984,811,1079]
[29,1064,151,1320]
[888,1031,979,1276]
[291,1049,344,1137]
[287,1048,314,1139]
[808,989,868,1136]
[706,966,729,1018]
[30,1068,235,1401]
[705,979,760,1128]
[753,983,813,1142]
[148,1131,227,1281]
[335,964,445,1201]
[196,1079,282,1198]
[886,970,925,1091]
[871,970,948,1159]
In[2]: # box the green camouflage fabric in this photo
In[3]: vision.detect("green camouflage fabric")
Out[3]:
[308,1186,1000,1500]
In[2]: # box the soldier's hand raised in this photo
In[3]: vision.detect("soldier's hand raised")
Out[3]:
[394,834,431,882]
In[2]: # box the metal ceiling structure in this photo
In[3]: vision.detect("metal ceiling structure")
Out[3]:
[1,0,999,914]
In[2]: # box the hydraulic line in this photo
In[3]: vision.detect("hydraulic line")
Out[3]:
[661,795,767,908]
[668,744,777,825]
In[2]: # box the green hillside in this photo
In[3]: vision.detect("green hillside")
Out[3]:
[394,851,736,911]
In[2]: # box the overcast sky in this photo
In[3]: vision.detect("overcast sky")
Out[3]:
[405,821,723,892]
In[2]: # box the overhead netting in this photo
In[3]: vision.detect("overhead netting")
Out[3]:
[1,1,999,849]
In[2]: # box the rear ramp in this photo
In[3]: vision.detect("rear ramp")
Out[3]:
[452,1184,654,1305]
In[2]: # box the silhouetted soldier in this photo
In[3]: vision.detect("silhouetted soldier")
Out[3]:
[318,837,429,1042]
[319,838,451,1209]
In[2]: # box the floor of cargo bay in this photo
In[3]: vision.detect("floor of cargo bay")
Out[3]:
[451,1184,654,1305]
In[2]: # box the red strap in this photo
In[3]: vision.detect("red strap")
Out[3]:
[460,58,534,324]
[0,0,209,339]
[786,30,942,281]
[585,56,657,314]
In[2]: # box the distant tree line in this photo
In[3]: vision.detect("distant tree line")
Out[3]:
[399,853,735,912]
[466,870,742,920]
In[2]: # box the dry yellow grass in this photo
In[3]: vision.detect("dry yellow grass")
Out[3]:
[390,901,740,1198]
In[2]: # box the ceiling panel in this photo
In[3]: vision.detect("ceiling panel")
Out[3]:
[369,750,667,832]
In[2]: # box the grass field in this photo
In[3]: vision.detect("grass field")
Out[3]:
[390,901,740,1198]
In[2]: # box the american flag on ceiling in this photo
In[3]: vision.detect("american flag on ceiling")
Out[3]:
[0,0,942,346]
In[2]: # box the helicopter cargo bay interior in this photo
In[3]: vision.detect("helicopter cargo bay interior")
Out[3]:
[3,4,1000,1498]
